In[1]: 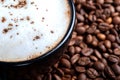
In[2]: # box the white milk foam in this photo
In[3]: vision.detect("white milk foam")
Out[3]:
[0,0,71,62]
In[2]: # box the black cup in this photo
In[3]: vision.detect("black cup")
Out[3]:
[0,0,75,68]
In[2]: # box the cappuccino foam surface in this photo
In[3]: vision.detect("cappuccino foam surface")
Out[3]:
[0,0,71,62]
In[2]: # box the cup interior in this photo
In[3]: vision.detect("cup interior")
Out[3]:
[0,0,76,67]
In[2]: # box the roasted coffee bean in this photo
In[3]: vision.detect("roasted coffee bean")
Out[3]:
[68,46,75,56]
[103,53,109,58]
[90,55,98,62]
[86,34,93,43]
[116,36,120,44]
[75,46,81,54]
[88,14,96,22]
[94,50,102,59]
[91,36,99,47]
[97,33,106,40]
[112,42,120,48]
[62,54,70,60]
[78,57,91,66]
[108,55,119,63]
[113,16,120,24]
[55,68,64,77]
[75,26,86,34]
[105,0,113,3]
[107,34,116,42]
[114,48,120,55]
[79,42,87,49]
[75,66,86,73]
[87,68,99,79]
[98,23,110,31]
[94,78,104,80]
[76,13,85,22]
[94,61,105,71]
[71,54,80,64]
[68,38,75,46]
[101,58,108,66]
[76,4,81,12]
[116,76,120,80]
[106,17,112,24]
[116,6,120,12]
[60,58,71,68]
[61,68,73,75]
[114,0,120,5]
[104,40,111,49]
[105,66,116,79]
[98,42,106,52]
[53,74,61,80]
[81,48,93,56]
[96,0,104,4]
[86,25,96,34]
[78,73,87,80]
[111,64,120,75]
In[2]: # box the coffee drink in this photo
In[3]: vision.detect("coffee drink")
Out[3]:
[0,0,71,62]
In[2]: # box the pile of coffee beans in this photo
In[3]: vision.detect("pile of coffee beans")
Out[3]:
[8,0,120,80]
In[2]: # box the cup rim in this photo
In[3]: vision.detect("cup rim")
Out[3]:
[0,0,76,66]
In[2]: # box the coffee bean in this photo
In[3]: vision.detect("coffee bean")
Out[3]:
[71,54,80,64]
[98,23,111,31]
[68,38,75,46]
[79,42,87,49]
[107,34,116,42]
[111,64,120,75]
[116,6,120,12]
[92,36,98,47]
[55,68,64,77]
[98,42,106,52]
[116,76,120,80]
[81,48,93,56]
[94,50,102,59]
[76,26,86,35]
[87,68,99,79]
[86,25,96,34]
[88,14,96,22]
[62,54,70,60]
[90,55,98,62]
[77,0,86,4]
[105,66,116,79]
[86,34,93,43]
[75,46,81,54]
[60,58,71,68]
[97,33,106,40]
[113,16,120,24]
[94,61,105,71]
[76,4,81,12]
[114,0,120,5]
[114,48,120,55]
[101,58,108,65]
[94,78,104,80]
[112,42,120,48]
[61,68,73,75]
[106,17,112,24]
[68,46,75,56]
[116,36,120,44]
[78,73,87,80]
[104,40,111,49]
[103,53,109,58]
[76,13,85,22]
[75,66,86,73]
[108,55,119,63]
[105,0,113,3]
[96,0,104,4]
[78,57,91,66]
[53,74,61,80]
